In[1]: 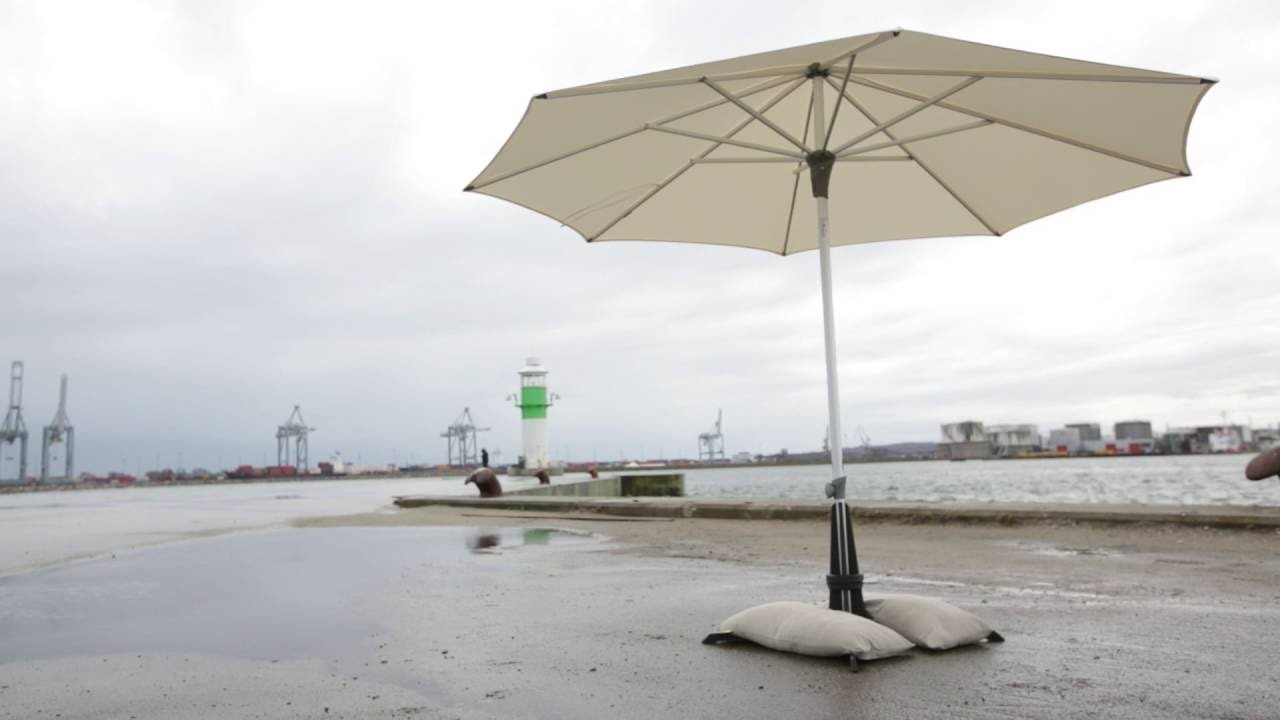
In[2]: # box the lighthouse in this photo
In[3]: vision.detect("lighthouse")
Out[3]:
[513,357,554,472]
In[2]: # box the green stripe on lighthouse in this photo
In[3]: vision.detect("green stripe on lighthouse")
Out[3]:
[521,386,547,419]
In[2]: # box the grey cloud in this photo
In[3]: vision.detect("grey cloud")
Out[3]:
[1,0,1277,475]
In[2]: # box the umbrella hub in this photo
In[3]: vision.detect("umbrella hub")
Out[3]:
[806,150,836,199]
[804,62,829,78]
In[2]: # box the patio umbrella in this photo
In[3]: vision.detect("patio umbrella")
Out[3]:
[466,29,1213,617]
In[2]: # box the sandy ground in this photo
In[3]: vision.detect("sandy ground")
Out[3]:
[3,507,1279,719]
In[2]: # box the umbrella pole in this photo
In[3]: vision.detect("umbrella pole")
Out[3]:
[809,72,866,617]
[815,194,867,617]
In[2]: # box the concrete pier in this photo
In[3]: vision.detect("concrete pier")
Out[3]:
[394,494,1280,529]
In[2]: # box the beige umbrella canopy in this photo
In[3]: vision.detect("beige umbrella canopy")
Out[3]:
[468,29,1212,253]
[467,29,1213,617]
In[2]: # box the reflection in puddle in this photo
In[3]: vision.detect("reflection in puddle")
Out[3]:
[467,532,502,551]
[465,528,576,553]
[522,528,552,545]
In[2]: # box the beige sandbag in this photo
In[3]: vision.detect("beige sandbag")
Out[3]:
[865,594,1002,650]
[709,601,914,661]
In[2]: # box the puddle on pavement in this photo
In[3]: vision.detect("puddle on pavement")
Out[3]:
[0,526,596,670]
[1028,545,1116,558]
[1002,540,1120,558]
[465,527,587,553]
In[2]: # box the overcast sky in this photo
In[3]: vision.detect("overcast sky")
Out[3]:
[1,0,1277,475]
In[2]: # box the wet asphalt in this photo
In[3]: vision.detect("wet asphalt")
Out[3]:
[1,516,1278,719]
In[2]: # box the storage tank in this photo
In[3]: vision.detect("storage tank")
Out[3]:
[941,421,986,444]
[986,424,1040,456]
[939,421,991,460]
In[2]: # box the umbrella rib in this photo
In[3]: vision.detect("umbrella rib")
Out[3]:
[701,77,812,153]
[646,125,806,159]
[781,90,815,256]
[694,156,910,163]
[818,31,900,71]
[821,50,857,153]
[543,65,814,99]
[837,66,1207,84]
[468,75,798,191]
[826,75,1001,235]
[836,119,992,157]
[538,31,902,100]
[835,156,914,162]
[589,77,809,241]
[828,76,981,155]
[845,75,1185,175]
[694,157,813,163]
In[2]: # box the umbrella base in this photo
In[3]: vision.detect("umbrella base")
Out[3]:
[827,573,868,616]
[829,500,869,617]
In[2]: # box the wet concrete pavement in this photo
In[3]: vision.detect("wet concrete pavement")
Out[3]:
[0,477,564,576]
[3,504,1279,718]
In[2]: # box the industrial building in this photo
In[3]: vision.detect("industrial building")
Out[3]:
[1066,423,1102,442]
[1047,427,1083,454]
[1255,429,1279,451]
[985,424,1040,458]
[1114,420,1155,453]
[1199,425,1247,453]
[942,417,1275,458]
[938,421,992,460]
[1160,428,1198,454]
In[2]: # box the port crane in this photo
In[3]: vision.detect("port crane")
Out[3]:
[698,409,725,462]
[1,362,28,484]
[441,407,488,466]
[855,425,878,459]
[40,374,74,483]
[276,405,313,471]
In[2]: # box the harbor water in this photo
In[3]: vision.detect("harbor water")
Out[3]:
[681,454,1277,506]
[3,454,1275,576]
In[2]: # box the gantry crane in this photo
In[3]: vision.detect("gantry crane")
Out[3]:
[40,374,74,483]
[441,407,488,466]
[698,409,726,462]
[1,362,28,484]
[855,424,878,459]
[276,405,313,471]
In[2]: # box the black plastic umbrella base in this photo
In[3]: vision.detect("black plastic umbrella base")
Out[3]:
[827,572,868,617]
[828,496,869,617]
